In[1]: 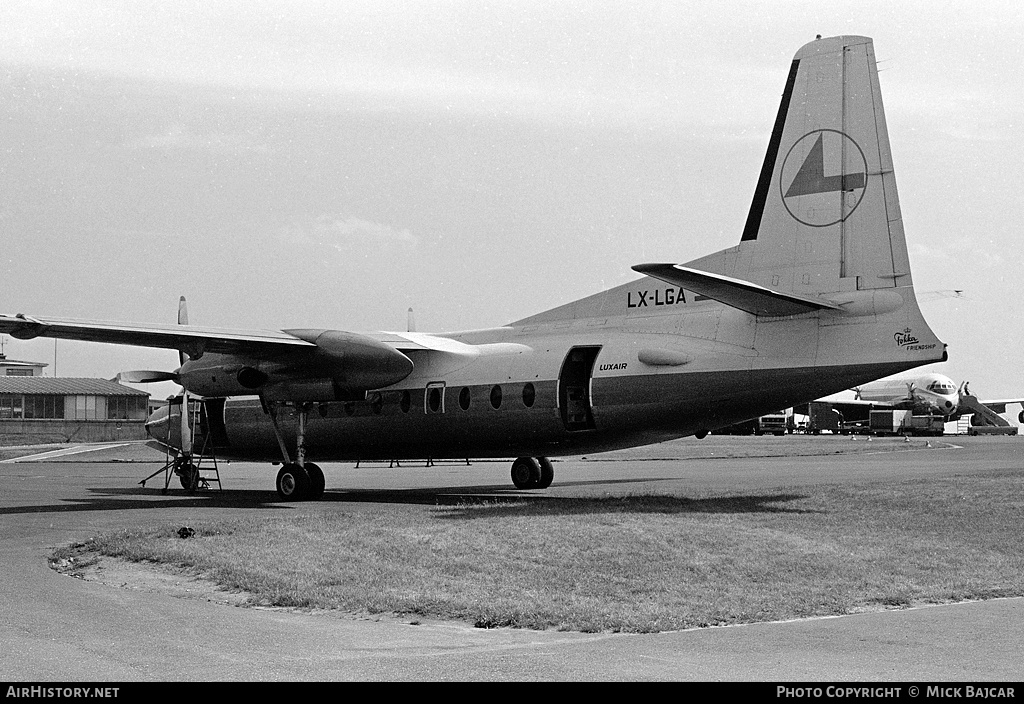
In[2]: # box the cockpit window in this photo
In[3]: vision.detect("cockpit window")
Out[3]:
[928,382,956,394]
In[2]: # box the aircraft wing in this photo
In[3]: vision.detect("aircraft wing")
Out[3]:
[0,313,480,359]
[632,264,842,317]
[0,312,317,357]
[792,398,896,424]
[794,398,891,412]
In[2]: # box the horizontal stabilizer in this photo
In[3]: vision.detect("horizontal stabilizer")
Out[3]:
[631,264,841,317]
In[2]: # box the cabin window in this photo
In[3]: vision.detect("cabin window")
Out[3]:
[459,387,471,410]
[522,383,536,408]
[490,385,502,409]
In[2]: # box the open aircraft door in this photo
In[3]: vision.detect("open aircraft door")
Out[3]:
[558,346,600,431]
[424,382,446,414]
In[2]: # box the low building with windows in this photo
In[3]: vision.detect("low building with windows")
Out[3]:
[0,355,47,377]
[0,377,150,444]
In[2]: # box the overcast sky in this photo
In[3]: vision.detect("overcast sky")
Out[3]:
[1,1,1022,404]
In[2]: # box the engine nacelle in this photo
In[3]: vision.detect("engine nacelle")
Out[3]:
[177,330,413,401]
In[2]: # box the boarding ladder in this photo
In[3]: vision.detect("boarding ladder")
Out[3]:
[140,398,222,493]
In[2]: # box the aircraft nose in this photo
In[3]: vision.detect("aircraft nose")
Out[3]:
[145,405,170,440]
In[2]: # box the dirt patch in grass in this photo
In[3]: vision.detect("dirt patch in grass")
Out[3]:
[51,539,252,607]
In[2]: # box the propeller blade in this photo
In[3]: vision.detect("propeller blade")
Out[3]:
[115,370,180,384]
[174,296,193,456]
[177,296,189,366]
[179,391,193,456]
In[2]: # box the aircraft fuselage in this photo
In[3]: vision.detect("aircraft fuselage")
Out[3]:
[856,373,960,417]
[150,316,934,463]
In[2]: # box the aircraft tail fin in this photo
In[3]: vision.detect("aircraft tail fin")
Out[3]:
[516,34,945,374]
[687,36,912,297]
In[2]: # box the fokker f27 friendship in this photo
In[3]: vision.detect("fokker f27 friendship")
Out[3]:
[0,36,948,500]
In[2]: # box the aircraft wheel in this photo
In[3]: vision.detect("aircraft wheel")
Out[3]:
[511,457,541,489]
[537,457,554,489]
[177,461,199,492]
[276,463,310,501]
[306,463,325,500]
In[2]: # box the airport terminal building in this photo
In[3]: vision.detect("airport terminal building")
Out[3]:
[0,356,150,444]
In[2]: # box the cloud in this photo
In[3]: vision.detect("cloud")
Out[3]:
[0,3,772,133]
[910,241,1004,271]
[324,216,418,247]
[126,124,269,155]
[277,215,419,254]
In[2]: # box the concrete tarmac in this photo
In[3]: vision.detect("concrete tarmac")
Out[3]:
[1,435,1022,681]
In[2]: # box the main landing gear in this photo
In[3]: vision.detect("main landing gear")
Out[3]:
[510,456,554,489]
[266,401,325,501]
[275,462,325,501]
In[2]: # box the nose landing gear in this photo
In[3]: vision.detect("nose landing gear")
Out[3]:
[175,458,200,491]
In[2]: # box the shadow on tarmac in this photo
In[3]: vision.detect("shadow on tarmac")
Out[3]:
[0,482,817,517]
[426,492,817,519]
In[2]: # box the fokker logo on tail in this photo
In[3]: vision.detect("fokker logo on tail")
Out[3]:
[781,129,868,227]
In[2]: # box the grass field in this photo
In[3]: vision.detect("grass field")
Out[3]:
[53,467,1024,633]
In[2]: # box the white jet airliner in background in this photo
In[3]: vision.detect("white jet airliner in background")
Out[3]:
[0,35,949,500]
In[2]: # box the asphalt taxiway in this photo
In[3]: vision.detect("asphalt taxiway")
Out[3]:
[1,436,1022,681]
